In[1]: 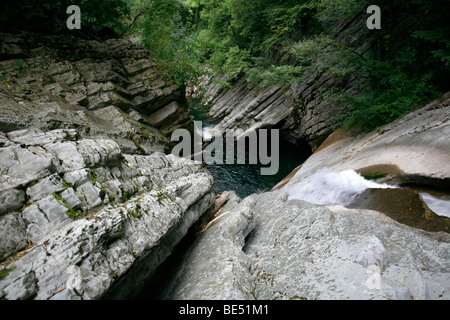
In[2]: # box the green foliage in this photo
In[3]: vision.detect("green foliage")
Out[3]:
[0,0,130,38]
[0,266,17,280]
[130,0,450,131]
[129,0,203,87]
[52,192,85,220]
[3,0,448,132]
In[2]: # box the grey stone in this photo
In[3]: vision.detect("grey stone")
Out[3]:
[63,169,90,188]
[75,182,102,211]
[26,173,65,202]
[170,196,256,300]
[0,153,214,300]
[61,188,82,209]
[38,195,70,223]
[148,101,179,126]
[7,128,70,146]
[0,33,209,301]
[0,145,52,191]
[21,203,50,243]
[44,142,85,173]
[171,190,450,300]
[0,189,26,215]
[0,212,27,259]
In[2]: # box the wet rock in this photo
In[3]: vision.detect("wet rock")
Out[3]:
[348,188,450,233]
[171,190,450,300]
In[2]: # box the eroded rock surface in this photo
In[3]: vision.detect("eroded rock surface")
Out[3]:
[201,71,348,150]
[170,190,450,300]
[0,32,192,145]
[0,34,215,300]
[0,128,214,300]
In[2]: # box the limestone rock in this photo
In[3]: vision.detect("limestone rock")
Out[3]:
[0,32,190,153]
[0,134,214,300]
[0,189,25,215]
[280,93,450,189]
[201,71,348,150]
[0,32,212,301]
[170,190,450,300]
[170,196,256,300]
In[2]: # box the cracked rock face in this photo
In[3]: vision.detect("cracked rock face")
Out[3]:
[0,128,214,300]
[200,70,349,151]
[0,34,215,300]
[169,190,450,300]
[0,32,193,147]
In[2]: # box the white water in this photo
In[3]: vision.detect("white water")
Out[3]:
[286,168,393,206]
[202,125,214,141]
[420,193,450,218]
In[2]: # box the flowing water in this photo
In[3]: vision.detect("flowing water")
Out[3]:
[285,168,450,218]
[419,193,450,218]
[190,105,312,198]
[133,105,449,300]
[285,168,394,206]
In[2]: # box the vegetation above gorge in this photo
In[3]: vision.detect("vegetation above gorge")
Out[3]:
[1,0,449,132]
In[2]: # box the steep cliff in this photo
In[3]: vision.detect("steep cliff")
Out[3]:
[0,33,215,300]
[201,71,351,150]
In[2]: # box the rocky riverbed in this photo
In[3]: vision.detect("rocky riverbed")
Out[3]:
[166,93,450,300]
[0,32,449,300]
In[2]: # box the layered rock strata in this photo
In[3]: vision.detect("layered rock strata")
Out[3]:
[0,34,215,300]
[169,94,450,300]
[201,72,349,150]
[0,32,192,142]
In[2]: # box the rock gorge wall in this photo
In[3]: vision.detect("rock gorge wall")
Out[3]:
[1,31,449,301]
[0,32,192,143]
[200,16,367,151]
[168,94,450,300]
[202,71,351,151]
[0,33,215,300]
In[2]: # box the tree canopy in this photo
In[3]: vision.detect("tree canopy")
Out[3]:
[1,0,449,132]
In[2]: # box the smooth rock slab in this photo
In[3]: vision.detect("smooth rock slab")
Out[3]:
[170,190,450,300]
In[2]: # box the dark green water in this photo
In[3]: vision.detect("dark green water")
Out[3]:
[190,105,312,198]
[132,105,311,300]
